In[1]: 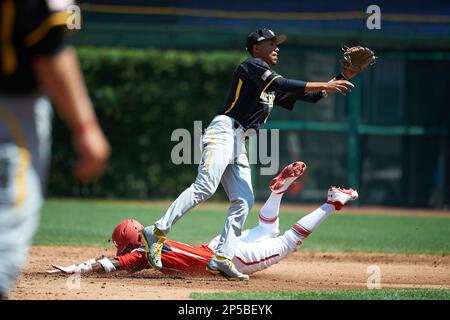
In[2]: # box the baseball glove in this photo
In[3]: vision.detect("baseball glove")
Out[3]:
[341,46,377,73]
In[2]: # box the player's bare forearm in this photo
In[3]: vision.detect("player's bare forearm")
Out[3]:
[341,46,377,79]
[304,82,326,92]
[32,47,97,133]
[32,46,110,182]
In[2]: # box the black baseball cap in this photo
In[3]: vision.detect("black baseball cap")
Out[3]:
[246,28,287,52]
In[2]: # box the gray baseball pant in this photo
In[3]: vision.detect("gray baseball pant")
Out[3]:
[155,115,254,259]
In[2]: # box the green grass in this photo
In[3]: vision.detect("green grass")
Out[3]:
[191,289,450,300]
[35,199,450,255]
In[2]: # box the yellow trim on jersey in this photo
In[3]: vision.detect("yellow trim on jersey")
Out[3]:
[1,0,17,75]
[224,78,243,114]
[24,11,70,48]
[260,75,282,96]
[0,108,31,209]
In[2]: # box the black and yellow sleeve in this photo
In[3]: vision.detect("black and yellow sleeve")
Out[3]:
[19,0,72,56]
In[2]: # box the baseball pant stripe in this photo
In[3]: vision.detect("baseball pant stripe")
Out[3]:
[0,108,31,209]
[292,223,311,238]
[236,253,280,266]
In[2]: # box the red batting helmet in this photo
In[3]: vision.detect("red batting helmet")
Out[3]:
[111,219,144,256]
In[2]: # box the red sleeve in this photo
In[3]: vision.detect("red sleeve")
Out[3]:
[161,240,214,274]
[117,250,149,272]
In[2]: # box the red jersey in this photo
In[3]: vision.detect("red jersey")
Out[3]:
[117,239,214,274]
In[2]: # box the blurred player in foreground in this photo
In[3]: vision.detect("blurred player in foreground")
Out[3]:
[0,0,110,299]
[48,162,358,278]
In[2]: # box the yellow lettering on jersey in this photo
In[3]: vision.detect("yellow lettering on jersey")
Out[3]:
[260,91,276,108]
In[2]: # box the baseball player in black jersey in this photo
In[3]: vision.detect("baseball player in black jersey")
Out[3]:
[0,0,110,299]
[142,28,359,281]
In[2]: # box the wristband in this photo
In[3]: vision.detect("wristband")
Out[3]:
[98,257,116,272]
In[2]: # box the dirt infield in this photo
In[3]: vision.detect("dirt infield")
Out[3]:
[9,246,450,300]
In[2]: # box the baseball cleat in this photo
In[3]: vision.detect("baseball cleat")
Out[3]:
[206,256,249,281]
[269,161,307,194]
[140,225,166,269]
[326,186,359,210]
